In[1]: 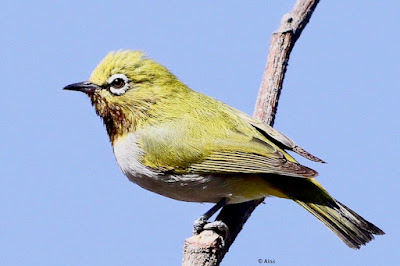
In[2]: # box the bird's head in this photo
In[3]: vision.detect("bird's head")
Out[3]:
[64,50,186,142]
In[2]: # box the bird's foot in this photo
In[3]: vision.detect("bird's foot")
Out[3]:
[193,218,230,239]
[193,215,208,234]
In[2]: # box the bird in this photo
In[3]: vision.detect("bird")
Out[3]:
[64,50,384,249]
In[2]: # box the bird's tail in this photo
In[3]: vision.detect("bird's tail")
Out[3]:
[295,199,384,249]
[264,176,385,248]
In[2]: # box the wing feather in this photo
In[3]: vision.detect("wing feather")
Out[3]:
[234,111,326,163]
[139,101,323,178]
[187,151,318,177]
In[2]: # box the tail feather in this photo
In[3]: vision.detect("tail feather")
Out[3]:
[264,175,384,248]
[296,199,384,249]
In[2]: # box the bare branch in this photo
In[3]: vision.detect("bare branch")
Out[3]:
[254,0,320,125]
[182,1,320,265]
[182,231,224,266]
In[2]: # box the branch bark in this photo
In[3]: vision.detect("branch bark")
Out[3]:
[182,1,320,265]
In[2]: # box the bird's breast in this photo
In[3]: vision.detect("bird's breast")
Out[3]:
[112,133,274,203]
[113,133,158,180]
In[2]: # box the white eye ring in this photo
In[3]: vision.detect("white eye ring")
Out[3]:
[108,74,130,95]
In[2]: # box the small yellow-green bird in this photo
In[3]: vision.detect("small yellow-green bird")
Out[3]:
[64,50,384,249]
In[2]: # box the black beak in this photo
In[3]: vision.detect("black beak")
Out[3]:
[63,81,101,93]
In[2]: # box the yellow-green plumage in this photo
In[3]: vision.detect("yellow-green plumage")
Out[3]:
[64,50,384,249]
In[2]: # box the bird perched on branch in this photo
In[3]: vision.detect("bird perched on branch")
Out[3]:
[64,50,384,249]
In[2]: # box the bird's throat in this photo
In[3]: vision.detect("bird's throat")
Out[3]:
[90,94,135,143]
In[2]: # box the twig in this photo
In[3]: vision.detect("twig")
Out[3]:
[182,1,320,265]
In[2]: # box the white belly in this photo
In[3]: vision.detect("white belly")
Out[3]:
[112,133,268,203]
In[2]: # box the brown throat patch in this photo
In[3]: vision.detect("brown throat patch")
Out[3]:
[89,93,133,143]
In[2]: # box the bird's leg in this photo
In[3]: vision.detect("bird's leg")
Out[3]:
[193,198,229,238]
[194,198,227,230]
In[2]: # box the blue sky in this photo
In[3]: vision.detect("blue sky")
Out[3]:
[1,1,398,265]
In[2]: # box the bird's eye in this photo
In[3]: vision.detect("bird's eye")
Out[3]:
[111,78,125,89]
[107,74,129,96]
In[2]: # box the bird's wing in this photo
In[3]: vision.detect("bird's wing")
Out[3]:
[186,148,318,178]
[234,111,325,163]
[138,112,320,178]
